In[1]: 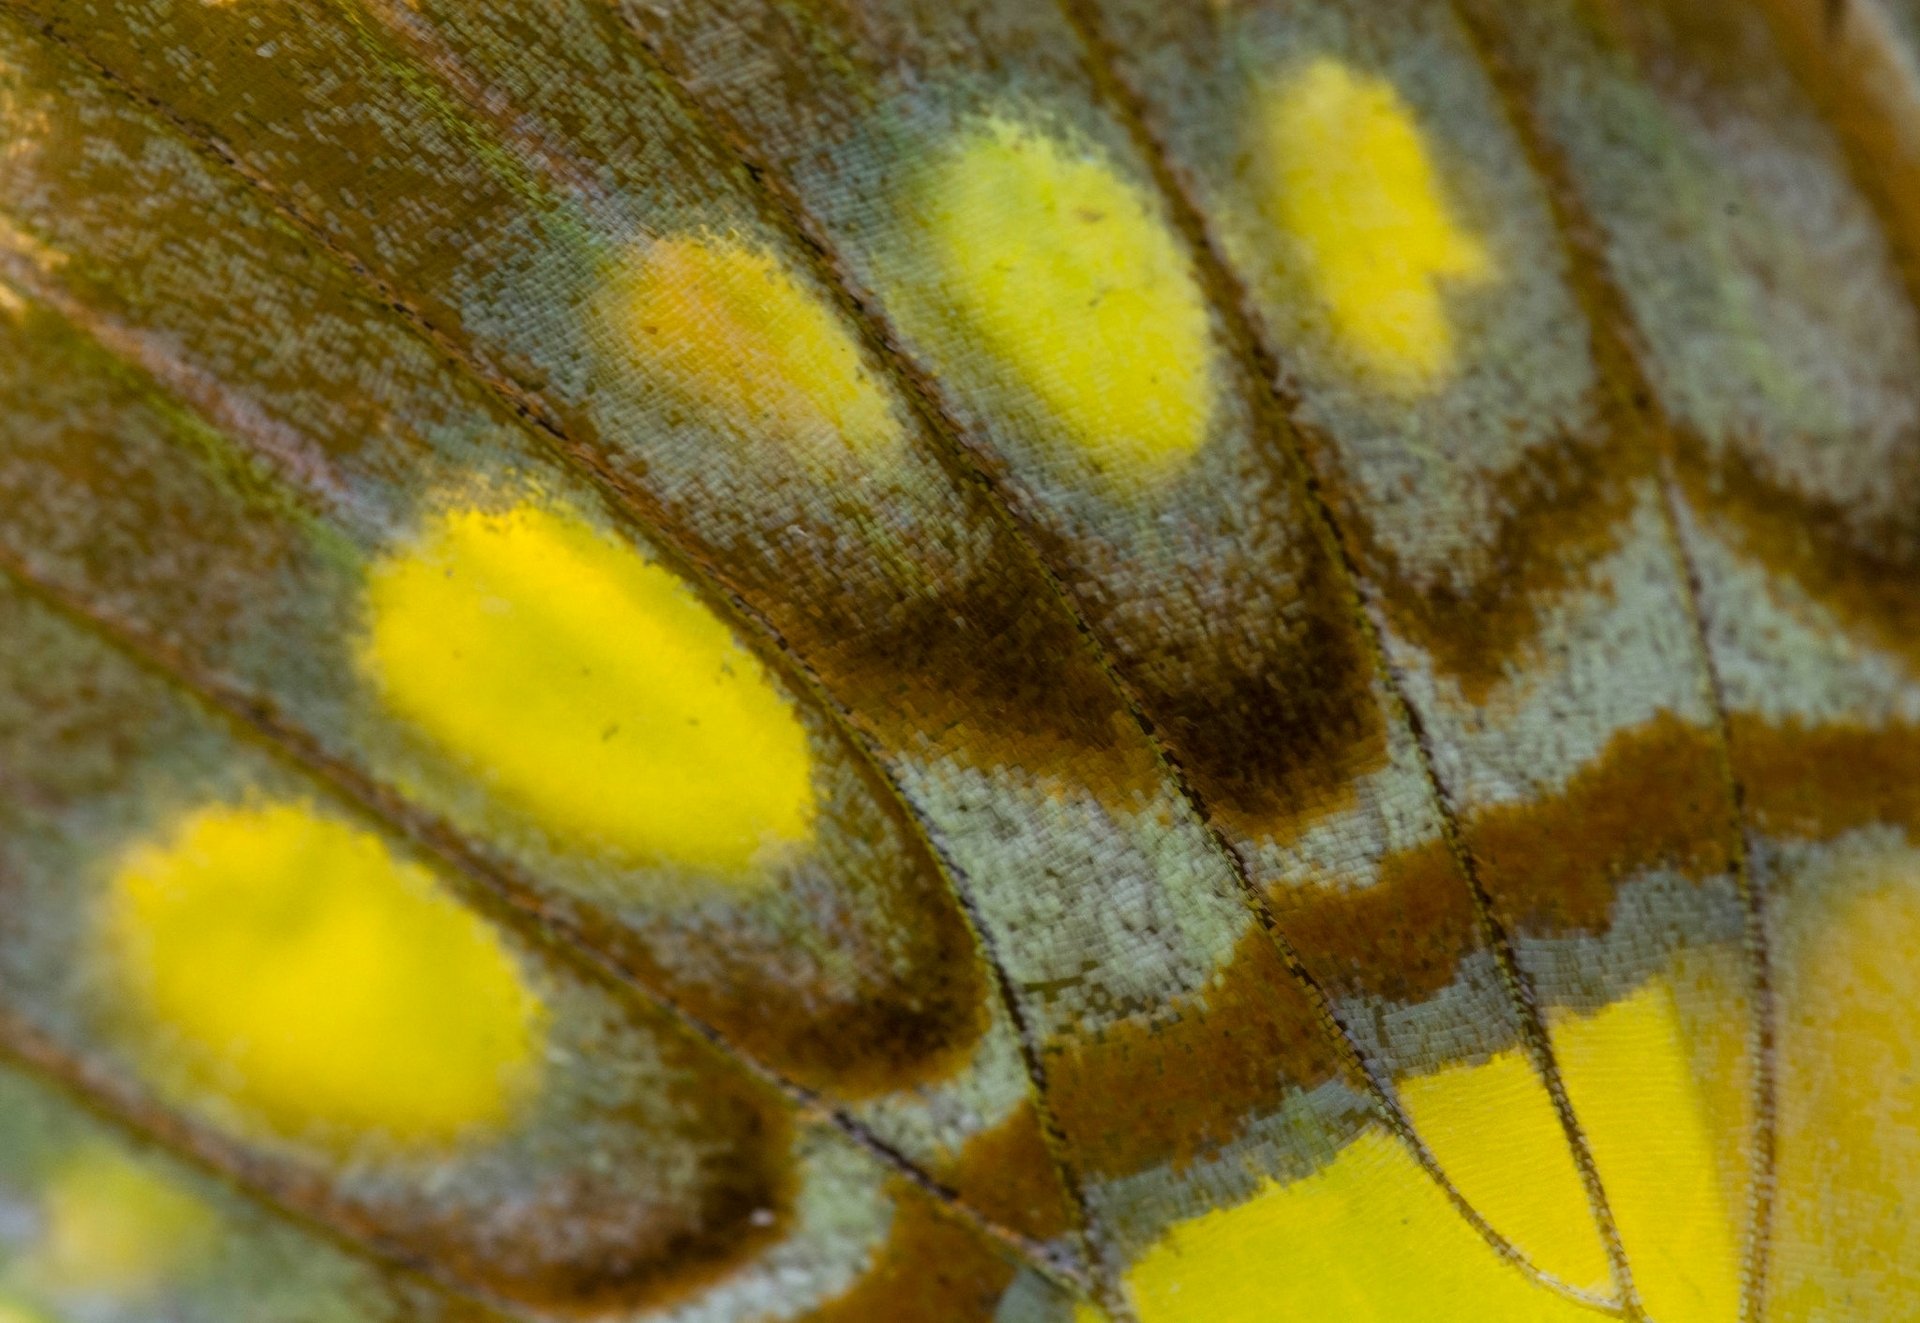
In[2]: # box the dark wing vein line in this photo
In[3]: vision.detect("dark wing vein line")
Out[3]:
[562,5,1135,1309]
[0,506,1082,1299]
[1446,12,1783,1317]
[620,0,1617,1309]
[1746,3,1920,1312]
[0,22,1084,1280]
[318,0,1120,1307]
[614,0,1578,1309]
[1055,0,1652,1312]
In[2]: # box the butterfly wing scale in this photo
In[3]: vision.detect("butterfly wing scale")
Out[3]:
[0,0,1918,1320]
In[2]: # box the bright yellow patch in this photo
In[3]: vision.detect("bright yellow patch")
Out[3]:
[33,1145,219,1295]
[0,1302,51,1323]
[1553,979,1742,1322]
[615,235,902,462]
[359,504,816,875]
[104,801,544,1149]
[1771,850,1920,1321]
[1109,1127,1610,1320]
[915,117,1214,479]
[1099,977,1748,1320]
[1260,59,1492,390]
[1401,1037,1613,1294]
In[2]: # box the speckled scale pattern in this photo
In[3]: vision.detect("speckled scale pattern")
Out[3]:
[0,0,1917,1319]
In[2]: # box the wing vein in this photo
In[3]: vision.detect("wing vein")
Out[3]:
[1056,0,1649,1312]
[0,265,1087,1299]
[617,0,1627,1307]
[1448,10,1778,1319]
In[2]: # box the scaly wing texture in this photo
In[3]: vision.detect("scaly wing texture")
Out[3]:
[0,0,1916,1320]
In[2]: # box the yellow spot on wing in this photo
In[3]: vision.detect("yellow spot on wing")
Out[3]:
[1554,978,1742,1322]
[1102,976,1746,1320]
[1260,59,1492,391]
[359,504,816,876]
[104,801,544,1150]
[33,1145,219,1296]
[1401,1035,1614,1294]
[915,117,1215,479]
[1773,849,1920,1319]
[1109,1128,1611,1320]
[616,236,902,462]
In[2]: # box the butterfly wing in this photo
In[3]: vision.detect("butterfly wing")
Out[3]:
[0,0,1917,1320]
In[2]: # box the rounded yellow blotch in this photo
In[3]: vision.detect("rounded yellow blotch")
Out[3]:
[1113,1127,1610,1321]
[0,1302,52,1323]
[1260,58,1493,391]
[616,235,902,462]
[359,504,816,876]
[915,117,1215,480]
[104,801,544,1150]
[34,1145,219,1296]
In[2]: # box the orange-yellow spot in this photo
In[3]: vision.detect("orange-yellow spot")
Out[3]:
[33,1145,219,1296]
[914,117,1215,480]
[359,504,816,876]
[104,801,544,1150]
[1260,58,1492,390]
[616,235,902,461]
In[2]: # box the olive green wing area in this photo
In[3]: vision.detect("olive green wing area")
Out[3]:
[4,0,1920,1320]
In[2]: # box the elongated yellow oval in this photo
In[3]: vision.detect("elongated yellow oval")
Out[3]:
[1259,58,1492,391]
[614,235,903,462]
[103,801,544,1150]
[359,503,816,876]
[913,116,1215,480]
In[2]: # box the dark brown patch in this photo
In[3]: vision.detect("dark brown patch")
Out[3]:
[1673,429,1920,680]
[796,1185,1021,1323]
[1311,427,1641,704]
[1113,518,1388,834]
[1046,924,1344,1177]
[579,893,990,1100]
[1729,716,1920,840]
[944,1102,1082,1241]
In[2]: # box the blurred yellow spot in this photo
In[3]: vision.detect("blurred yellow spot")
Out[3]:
[617,236,902,461]
[360,504,816,875]
[1112,1127,1609,1320]
[105,801,544,1149]
[1772,851,1920,1320]
[0,1302,51,1323]
[1260,59,1492,390]
[916,118,1214,479]
[34,1145,218,1295]
[1402,1036,1613,1294]
[1554,979,1741,1322]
